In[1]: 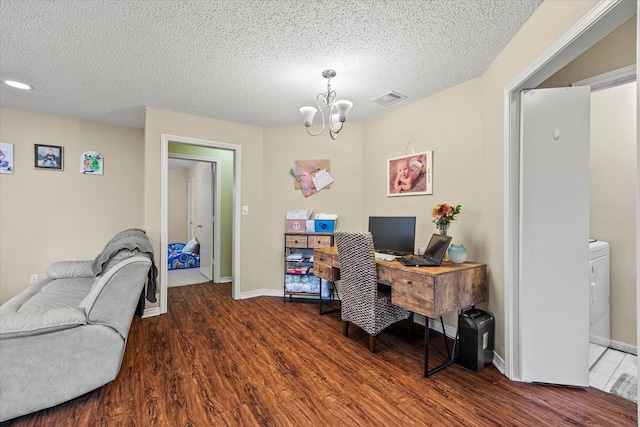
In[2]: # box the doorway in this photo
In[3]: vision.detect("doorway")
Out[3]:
[160,134,242,314]
[504,0,637,383]
[167,156,220,287]
[582,77,637,394]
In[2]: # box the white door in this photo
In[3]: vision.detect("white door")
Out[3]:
[199,164,215,281]
[187,178,195,241]
[520,86,591,386]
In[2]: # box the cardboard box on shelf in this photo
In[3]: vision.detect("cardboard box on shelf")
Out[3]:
[314,219,336,233]
[286,219,306,233]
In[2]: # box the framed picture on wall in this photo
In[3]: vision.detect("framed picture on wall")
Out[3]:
[0,142,14,174]
[34,144,63,170]
[387,151,432,196]
[80,150,104,175]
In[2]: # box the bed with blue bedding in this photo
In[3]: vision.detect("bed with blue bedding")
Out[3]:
[168,239,200,270]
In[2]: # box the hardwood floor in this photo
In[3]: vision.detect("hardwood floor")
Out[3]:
[2,283,637,426]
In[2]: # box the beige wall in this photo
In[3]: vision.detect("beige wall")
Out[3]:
[0,109,144,303]
[541,15,636,88]
[262,124,364,291]
[362,78,484,328]
[590,82,637,346]
[143,107,265,293]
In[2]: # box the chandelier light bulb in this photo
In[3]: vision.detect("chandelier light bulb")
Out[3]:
[300,106,317,127]
[334,100,353,122]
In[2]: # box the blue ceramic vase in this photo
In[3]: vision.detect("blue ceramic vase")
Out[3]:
[448,244,467,263]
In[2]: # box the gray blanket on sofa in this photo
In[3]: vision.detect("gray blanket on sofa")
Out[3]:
[91,228,158,302]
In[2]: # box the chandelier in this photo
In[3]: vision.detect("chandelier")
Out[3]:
[300,69,353,140]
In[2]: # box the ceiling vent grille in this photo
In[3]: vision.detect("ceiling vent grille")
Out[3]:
[371,91,407,107]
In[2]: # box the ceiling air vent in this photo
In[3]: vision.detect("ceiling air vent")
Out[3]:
[371,91,407,107]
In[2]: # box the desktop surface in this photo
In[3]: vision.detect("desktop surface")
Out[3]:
[313,246,487,319]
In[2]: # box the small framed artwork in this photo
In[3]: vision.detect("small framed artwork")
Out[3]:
[387,151,432,196]
[0,142,14,174]
[34,144,63,170]
[80,150,104,175]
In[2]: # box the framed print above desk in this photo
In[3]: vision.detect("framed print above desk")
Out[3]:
[388,151,432,196]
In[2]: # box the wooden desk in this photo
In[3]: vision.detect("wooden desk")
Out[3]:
[313,246,488,376]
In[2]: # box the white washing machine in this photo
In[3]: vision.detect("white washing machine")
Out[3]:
[589,239,610,348]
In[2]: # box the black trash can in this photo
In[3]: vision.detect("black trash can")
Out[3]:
[457,308,494,372]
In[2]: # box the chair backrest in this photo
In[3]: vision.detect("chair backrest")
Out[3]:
[334,230,377,308]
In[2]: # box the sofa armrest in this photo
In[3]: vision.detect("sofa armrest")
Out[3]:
[0,308,87,338]
[46,260,95,279]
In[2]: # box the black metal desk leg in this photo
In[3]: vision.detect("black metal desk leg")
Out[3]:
[319,280,340,315]
[424,316,459,377]
[424,319,430,376]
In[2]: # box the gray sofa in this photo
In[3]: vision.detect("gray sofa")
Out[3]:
[0,229,157,422]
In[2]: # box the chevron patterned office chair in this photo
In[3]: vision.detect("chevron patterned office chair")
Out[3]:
[334,230,412,353]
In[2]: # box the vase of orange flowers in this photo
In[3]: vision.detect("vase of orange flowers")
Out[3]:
[431,204,462,236]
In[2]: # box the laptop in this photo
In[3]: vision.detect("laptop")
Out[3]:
[397,234,452,266]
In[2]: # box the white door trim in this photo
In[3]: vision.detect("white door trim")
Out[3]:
[160,134,242,314]
[504,0,636,381]
[572,64,636,91]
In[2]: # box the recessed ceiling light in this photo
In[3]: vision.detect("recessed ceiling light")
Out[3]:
[4,80,33,90]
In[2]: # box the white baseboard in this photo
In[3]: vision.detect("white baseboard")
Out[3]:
[492,352,505,374]
[143,307,160,318]
[609,339,637,356]
[239,288,282,299]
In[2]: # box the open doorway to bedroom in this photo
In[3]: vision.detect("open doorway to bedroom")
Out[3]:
[160,134,242,314]
[167,156,219,287]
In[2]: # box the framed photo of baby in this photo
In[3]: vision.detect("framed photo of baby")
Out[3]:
[387,151,432,196]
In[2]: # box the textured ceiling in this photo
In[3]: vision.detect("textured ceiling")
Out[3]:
[0,0,544,129]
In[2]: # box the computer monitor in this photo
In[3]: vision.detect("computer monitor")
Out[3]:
[368,216,416,255]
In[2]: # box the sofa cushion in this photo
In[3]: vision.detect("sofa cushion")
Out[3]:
[0,279,55,314]
[15,278,93,312]
[46,260,95,279]
[0,276,93,338]
[0,307,86,338]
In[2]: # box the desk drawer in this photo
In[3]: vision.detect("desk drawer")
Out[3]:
[390,270,435,318]
[313,252,339,281]
[391,266,488,318]
[314,263,339,282]
[308,235,332,248]
[285,235,308,248]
